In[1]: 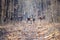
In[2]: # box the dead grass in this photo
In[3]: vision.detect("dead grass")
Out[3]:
[0,21,60,40]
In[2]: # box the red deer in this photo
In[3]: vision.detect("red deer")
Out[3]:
[27,18,35,23]
[39,16,45,20]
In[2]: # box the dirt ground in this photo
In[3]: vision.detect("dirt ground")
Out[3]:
[0,21,60,40]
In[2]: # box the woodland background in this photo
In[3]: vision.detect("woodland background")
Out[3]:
[0,0,60,40]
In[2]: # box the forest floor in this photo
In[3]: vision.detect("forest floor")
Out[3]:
[0,21,60,40]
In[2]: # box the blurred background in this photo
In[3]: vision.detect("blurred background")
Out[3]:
[0,0,60,24]
[0,0,60,40]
